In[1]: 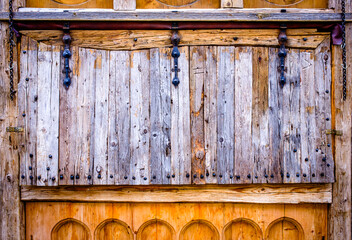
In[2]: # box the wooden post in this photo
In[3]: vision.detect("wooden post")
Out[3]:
[329,0,352,239]
[221,0,243,8]
[114,0,136,10]
[0,0,25,239]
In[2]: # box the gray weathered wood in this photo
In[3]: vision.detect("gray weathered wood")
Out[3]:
[221,0,243,8]
[300,50,315,183]
[204,46,218,184]
[217,46,235,184]
[93,50,110,185]
[234,47,253,184]
[130,50,150,185]
[114,0,136,10]
[37,43,59,186]
[190,46,205,184]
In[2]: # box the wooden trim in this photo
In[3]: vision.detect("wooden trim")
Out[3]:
[0,10,351,22]
[21,184,332,204]
[221,0,243,8]
[20,29,330,51]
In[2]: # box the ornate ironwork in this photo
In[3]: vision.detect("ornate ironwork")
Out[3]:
[9,0,15,100]
[278,24,287,87]
[171,31,181,87]
[62,22,72,89]
[342,0,347,101]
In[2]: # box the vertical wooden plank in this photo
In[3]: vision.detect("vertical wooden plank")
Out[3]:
[329,24,352,240]
[300,50,315,183]
[315,38,334,183]
[130,50,150,185]
[252,47,270,184]
[114,0,136,10]
[75,48,95,185]
[282,49,301,183]
[313,44,328,183]
[37,43,59,186]
[221,0,243,8]
[159,48,172,185]
[26,38,38,185]
[204,46,218,184]
[234,46,253,184]
[150,48,162,184]
[114,51,131,185]
[171,46,191,185]
[190,46,205,184]
[268,48,282,183]
[216,46,235,184]
[93,50,110,185]
[59,45,78,185]
[19,36,29,186]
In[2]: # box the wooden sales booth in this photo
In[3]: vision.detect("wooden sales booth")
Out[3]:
[0,0,351,239]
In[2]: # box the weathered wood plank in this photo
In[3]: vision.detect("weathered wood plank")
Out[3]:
[286,49,302,183]
[114,0,136,10]
[93,50,110,185]
[217,46,235,184]
[150,48,162,184]
[190,46,205,184]
[252,47,270,184]
[267,48,282,183]
[20,184,333,204]
[315,38,334,183]
[234,46,253,184]
[21,29,330,51]
[221,0,243,8]
[204,46,218,184]
[36,43,59,186]
[130,50,150,185]
[19,36,29,186]
[112,51,132,185]
[170,47,191,185]
[299,50,315,183]
[59,45,79,185]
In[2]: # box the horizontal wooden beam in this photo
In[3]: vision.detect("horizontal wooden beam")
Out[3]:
[21,184,332,204]
[0,9,351,22]
[21,29,329,50]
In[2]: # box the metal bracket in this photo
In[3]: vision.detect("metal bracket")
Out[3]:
[278,24,287,87]
[171,31,181,87]
[325,129,343,136]
[62,22,72,89]
[6,127,24,132]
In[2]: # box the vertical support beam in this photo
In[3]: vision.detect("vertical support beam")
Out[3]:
[0,0,26,239]
[114,0,136,10]
[221,0,243,8]
[329,24,352,240]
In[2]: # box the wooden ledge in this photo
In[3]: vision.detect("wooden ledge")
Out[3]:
[0,9,351,22]
[21,184,332,204]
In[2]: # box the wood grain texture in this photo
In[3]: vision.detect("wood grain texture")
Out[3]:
[20,29,330,52]
[217,46,235,184]
[21,184,332,203]
[137,0,219,9]
[221,0,243,8]
[26,0,113,9]
[114,0,136,10]
[244,0,327,8]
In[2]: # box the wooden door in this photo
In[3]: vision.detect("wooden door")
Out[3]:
[26,202,327,240]
[18,29,334,186]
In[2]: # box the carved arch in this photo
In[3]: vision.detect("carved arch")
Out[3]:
[51,218,91,240]
[94,218,133,240]
[223,218,263,240]
[180,219,219,240]
[137,219,176,240]
[265,217,304,240]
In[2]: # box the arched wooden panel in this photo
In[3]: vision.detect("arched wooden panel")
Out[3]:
[137,219,175,240]
[180,220,219,240]
[95,219,133,240]
[51,218,90,240]
[137,0,220,9]
[224,218,262,240]
[266,218,304,240]
[244,0,327,8]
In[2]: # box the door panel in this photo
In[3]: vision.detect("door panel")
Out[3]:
[18,32,334,186]
[26,202,327,240]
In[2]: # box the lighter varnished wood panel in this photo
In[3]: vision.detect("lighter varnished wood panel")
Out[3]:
[26,0,113,8]
[244,0,327,8]
[137,0,220,9]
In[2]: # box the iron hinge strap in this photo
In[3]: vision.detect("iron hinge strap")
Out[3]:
[6,126,24,132]
[278,24,287,88]
[62,22,72,89]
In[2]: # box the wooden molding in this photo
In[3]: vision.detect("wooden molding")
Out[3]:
[221,0,243,8]
[20,29,330,51]
[21,184,332,204]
